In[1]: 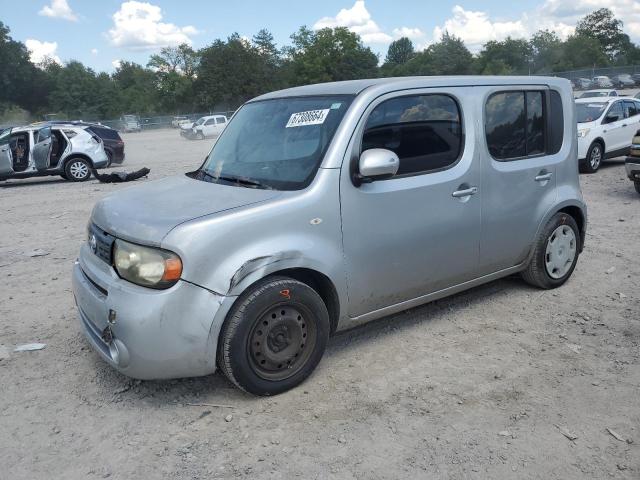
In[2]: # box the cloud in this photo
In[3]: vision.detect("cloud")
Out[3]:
[91,48,98,55]
[432,6,528,51]
[429,1,640,53]
[25,39,62,64]
[392,27,426,41]
[107,1,199,50]
[38,0,78,22]
[314,0,392,44]
[112,59,122,69]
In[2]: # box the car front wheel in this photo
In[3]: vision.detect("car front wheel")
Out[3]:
[64,158,92,182]
[217,277,330,396]
[580,142,603,174]
[521,213,580,289]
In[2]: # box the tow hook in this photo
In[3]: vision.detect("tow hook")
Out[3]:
[101,326,114,344]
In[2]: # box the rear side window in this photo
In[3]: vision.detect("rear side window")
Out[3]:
[89,126,121,141]
[362,94,463,176]
[216,117,226,124]
[485,91,547,160]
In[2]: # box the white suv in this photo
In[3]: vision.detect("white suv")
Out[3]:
[576,97,640,173]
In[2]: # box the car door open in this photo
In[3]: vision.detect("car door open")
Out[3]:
[31,126,53,171]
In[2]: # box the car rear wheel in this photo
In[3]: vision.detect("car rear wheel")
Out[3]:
[580,142,603,173]
[64,158,92,182]
[521,213,580,289]
[217,277,330,396]
[105,150,113,168]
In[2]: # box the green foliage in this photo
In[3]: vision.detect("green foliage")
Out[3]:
[285,27,379,85]
[1,8,639,120]
[477,37,532,74]
[384,37,415,66]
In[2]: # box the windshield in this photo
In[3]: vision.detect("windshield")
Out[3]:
[579,91,608,98]
[198,95,353,190]
[576,102,607,123]
[194,117,206,126]
[123,115,137,121]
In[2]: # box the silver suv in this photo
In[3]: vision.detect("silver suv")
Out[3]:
[0,123,109,182]
[73,76,587,395]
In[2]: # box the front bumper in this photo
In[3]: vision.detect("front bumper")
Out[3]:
[72,243,225,379]
[625,158,640,181]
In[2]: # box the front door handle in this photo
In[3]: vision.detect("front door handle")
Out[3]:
[535,172,553,182]
[452,186,478,198]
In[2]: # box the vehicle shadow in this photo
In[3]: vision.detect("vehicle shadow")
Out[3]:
[0,177,68,188]
[90,274,529,404]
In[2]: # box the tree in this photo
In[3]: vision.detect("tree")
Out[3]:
[196,34,274,109]
[575,8,625,60]
[560,34,609,70]
[112,61,160,114]
[0,21,48,113]
[530,30,563,73]
[400,32,473,76]
[384,37,415,66]
[285,27,378,85]
[148,44,199,78]
[477,37,532,75]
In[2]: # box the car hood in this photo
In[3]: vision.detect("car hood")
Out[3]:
[92,175,281,245]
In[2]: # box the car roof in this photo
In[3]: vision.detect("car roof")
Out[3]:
[252,75,572,101]
[581,89,615,93]
[575,96,638,104]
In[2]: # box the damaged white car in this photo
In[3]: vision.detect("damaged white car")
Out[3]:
[0,123,109,182]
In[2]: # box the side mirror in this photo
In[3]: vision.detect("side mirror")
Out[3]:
[357,148,399,183]
[605,113,620,124]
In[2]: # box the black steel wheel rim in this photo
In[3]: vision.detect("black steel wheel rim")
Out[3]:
[248,303,316,381]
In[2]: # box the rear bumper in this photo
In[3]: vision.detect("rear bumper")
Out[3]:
[625,158,640,181]
[72,243,225,379]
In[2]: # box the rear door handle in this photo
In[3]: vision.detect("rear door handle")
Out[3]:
[535,172,553,182]
[452,186,478,198]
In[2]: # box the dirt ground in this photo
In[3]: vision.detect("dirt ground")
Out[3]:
[1,129,638,479]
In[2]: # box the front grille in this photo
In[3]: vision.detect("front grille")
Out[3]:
[88,223,114,265]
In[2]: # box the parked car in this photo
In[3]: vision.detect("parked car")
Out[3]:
[635,91,640,99]
[0,123,109,182]
[88,125,125,166]
[572,78,592,90]
[73,76,586,395]
[592,75,614,88]
[46,121,125,167]
[120,115,141,133]
[631,73,640,85]
[612,74,636,88]
[626,130,640,194]
[171,116,191,128]
[180,115,228,139]
[576,96,640,173]
[578,89,618,99]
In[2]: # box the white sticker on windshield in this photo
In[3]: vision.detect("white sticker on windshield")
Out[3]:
[286,109,330,128]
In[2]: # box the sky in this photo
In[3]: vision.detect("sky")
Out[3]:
[3,0,640,72]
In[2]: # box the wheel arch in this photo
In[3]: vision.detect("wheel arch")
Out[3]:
[530,200,587,259]
[62,153,94,169]
[591,137,605,153]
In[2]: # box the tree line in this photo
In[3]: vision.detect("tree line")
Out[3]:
[1,8,639,121]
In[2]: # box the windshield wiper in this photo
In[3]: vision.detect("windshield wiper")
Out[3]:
[196,170,271,189]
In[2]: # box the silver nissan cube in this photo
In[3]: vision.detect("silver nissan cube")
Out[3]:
[72,76,587,395]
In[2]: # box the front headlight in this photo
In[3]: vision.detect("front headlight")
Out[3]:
[113,239,182,289]
[577,128,590,138]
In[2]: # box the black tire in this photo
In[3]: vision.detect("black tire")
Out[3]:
[105,150,113,168]
[59,172,68,180]
[521,213,580,289]
[64,157,92,182]
[197,132,205,140]
[580,142,603,174]
[217,276,330,396]
[635,182,640,194]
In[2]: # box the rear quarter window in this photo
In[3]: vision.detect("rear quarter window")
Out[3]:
[89,126,122,141]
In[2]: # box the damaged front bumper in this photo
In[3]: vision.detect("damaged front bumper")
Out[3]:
[72,243,226,379]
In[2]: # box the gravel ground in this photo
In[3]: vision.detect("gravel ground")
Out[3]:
[0,129,638,479]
